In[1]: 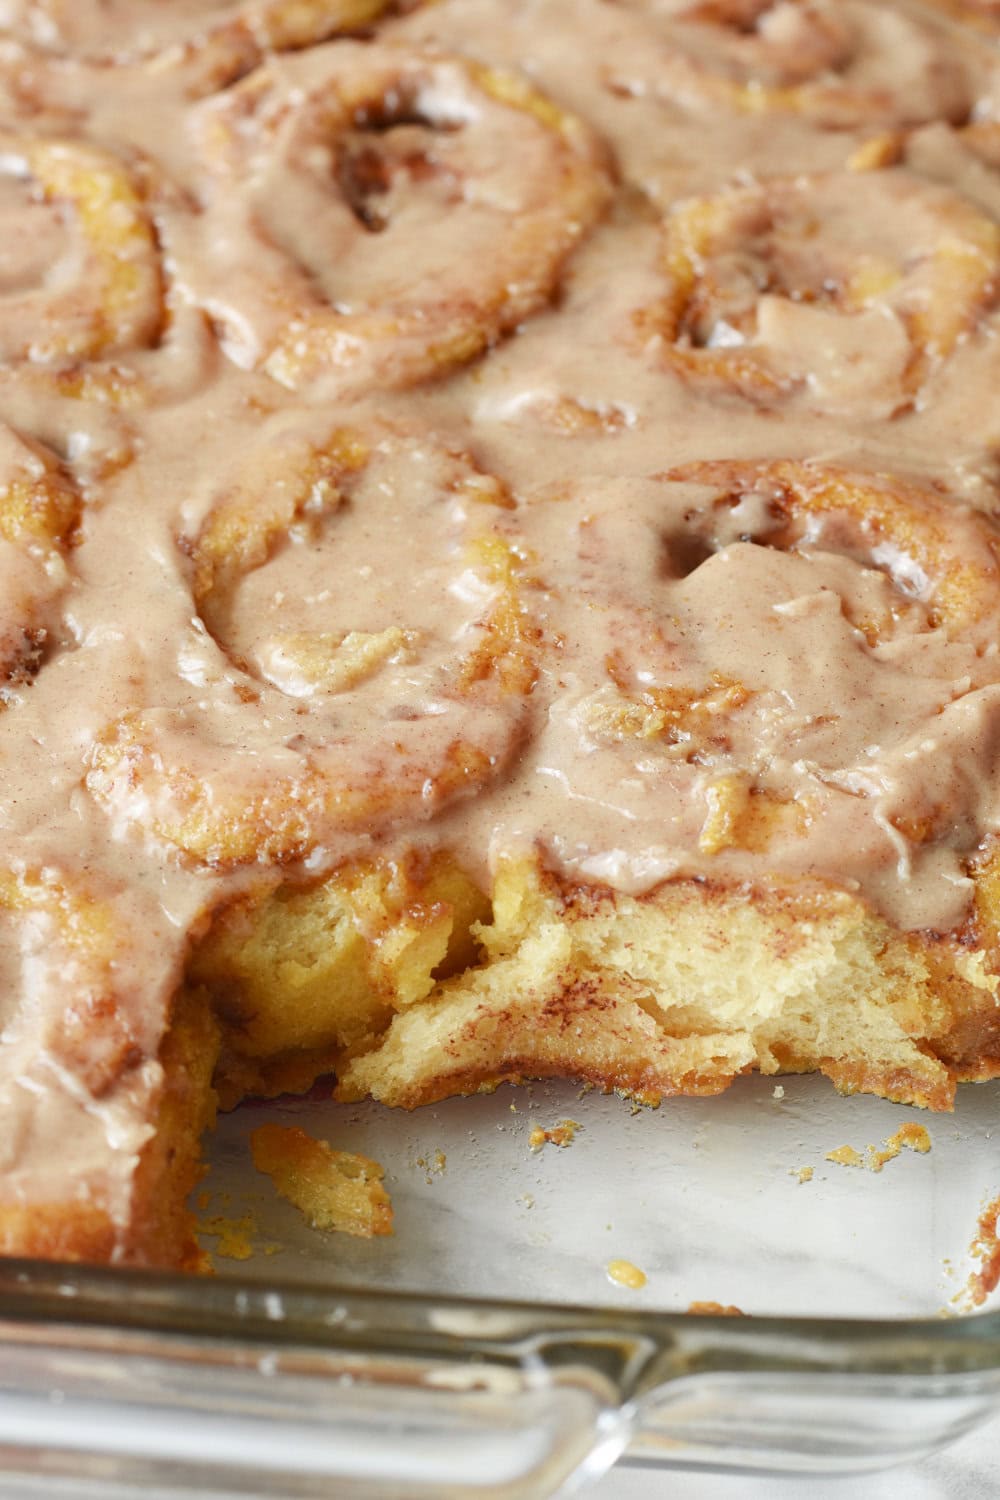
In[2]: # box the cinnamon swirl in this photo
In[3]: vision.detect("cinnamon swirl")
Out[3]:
[166,43,612,390]
[641,168,1000,414]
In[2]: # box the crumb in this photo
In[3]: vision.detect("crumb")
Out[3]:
[250,1123,393,1238]
[606,1259,647,1289]
[528,1118,581,1151]
[518,1193,535,1209]
[196,1190,211,1212]
[826,1145,864,1168]
[826,1124,932,1174]
[867,1123,932,1171]
[772,1085,785,1099]
[417,1148,447,1184]
[199,1213,257,1261]
[957,1195,1000,1309]
[791,1166,814,1184]
[687,1301,746,1316]
[900,1123,932,1152]
[509,1101,518,1113]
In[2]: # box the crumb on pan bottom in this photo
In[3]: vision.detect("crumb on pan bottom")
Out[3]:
[250,1122,393,1238]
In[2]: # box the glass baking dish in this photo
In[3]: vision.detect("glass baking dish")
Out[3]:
[0,1072,997,1498]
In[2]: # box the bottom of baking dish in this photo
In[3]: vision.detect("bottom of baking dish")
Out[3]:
[0,1072,997,1497]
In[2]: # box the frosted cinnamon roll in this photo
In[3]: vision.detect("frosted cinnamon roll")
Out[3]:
[639,168,1000,416]
[515,460,1000,925]
[601,0,977,129]
[339,460,1000,1112]
[0,859,217,1265]
[87,418,537,867]
[165,42,611,391]
[0,0,393,88]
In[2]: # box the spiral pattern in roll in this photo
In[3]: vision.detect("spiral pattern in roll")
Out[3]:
[602,0,976,128]
[165,42,612,391]
[639,167,1000,414]
[519,458,1000,912]
[87,416,537,867]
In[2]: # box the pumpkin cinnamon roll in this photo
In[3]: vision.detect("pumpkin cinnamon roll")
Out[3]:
[518,459,1000,928]
[165,42,612,390]
[639,167,1000,416]
[341,460,1000,1112]
[0,0,393,87]
[0,860,217,1266]
[601,0,978,129]
[87,417,537,867]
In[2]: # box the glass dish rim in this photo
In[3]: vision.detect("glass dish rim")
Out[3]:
[3,1256,1000,1386]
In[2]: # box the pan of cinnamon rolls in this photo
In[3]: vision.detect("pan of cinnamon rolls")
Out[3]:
[0,0,997,1267]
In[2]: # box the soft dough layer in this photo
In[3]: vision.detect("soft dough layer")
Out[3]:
[186,852,1000,1117]
[350,858,997,1113]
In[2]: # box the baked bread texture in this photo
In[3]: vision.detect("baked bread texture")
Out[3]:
[0,0,999,1267]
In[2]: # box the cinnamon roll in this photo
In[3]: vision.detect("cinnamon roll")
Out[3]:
[165,43,612,390]
[0,0,393,86]
[601,0,977,129]
[639,167,1000,415]
[342,461,1000,1112]
[0,861,218,1265]
[87,417,537,866]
